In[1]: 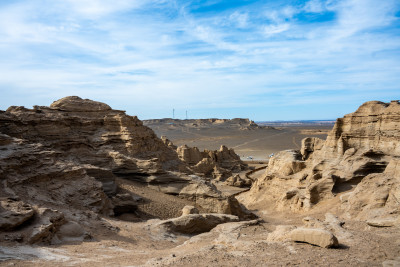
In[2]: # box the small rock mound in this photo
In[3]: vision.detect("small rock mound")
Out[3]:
[50,96,112,112]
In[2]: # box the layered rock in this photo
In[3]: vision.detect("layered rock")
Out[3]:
[1,96,184,174]
[176,144,248,181]
[240,101,400,224]
[0,96,250,240]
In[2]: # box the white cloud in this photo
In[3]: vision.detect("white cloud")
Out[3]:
[229,11,249,28]
[65,0,146,17]
[304,0,326,13]
[329,0,399,39]
[263,23,290,37]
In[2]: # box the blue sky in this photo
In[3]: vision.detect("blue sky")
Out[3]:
[0,0,399,120]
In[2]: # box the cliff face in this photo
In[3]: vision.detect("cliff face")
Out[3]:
[323,100,400,157]
[240,100,400,224]
[1,96,183,174]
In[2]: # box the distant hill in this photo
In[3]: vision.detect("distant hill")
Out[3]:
[143,118,275,130]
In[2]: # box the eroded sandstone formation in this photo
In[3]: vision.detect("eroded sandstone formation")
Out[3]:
[176,144,248,181]
[240,100,400,224]
[0,96,250,244]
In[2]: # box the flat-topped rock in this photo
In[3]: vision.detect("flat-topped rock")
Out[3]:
[50,96,112,112]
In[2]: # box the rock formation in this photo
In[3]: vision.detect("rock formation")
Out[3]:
[148,213,239,235]
[176,144,248,182]
[0,96,251,244]
[240,100,400,225]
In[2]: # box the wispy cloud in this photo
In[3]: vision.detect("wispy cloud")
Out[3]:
[0,0,399,120]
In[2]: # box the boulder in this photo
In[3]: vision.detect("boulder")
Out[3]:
[289,228,339,248]
[153,213,239,235]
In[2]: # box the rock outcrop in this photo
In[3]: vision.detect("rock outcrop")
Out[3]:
[240,100,400,224]
[0,198,35,231]
[1,96,184,174]
[176,144,248,181]
[147,213,239,235]
[0,96,250,244]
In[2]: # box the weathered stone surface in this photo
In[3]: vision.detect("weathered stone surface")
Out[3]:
[301,137,324,160]
[302,213,352,241]
[0,135,112,215]
[111,193,139,216]
[0,96,249,231]
[341,158,400,223]
[181,206,199,216]
[1,96,184,173]
[0,198,34,231]
[224,174,252,187]
[267,225,296,242]
[240,100,400,223]
[289,228,339,248]
[50,96,112,112]
[176,144,248,181]
[153,213,239,235]
[55,221,89,243]
[267,150,306,176]
[28,208,65,244]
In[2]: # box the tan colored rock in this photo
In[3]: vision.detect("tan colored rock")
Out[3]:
[267,225,296,242]
[1,96,184,173]
[50,96,111,112]
[341,159,400,224]
[301,137,324,160]
[267,150,306,176]
[225,174,252,187]
[289,227,339,248]
[176,144,247,182]
[181,206,199,216]
[241,100,400,222]
[153,213,239,235]
[177,145,203,165]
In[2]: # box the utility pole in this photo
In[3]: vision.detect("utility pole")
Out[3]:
[186,110,188,120]
[173,109,175,119]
